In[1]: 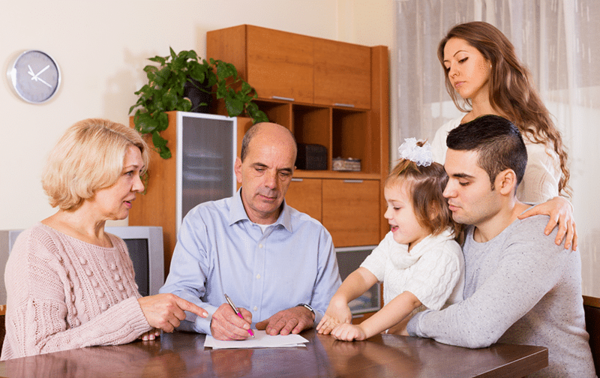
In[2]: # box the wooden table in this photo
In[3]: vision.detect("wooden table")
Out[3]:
[0,330,547,377]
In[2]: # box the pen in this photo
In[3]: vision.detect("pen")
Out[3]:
[224,293,255,338]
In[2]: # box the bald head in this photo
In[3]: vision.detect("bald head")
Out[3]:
[235,122,298,224]
[240,122,297,163]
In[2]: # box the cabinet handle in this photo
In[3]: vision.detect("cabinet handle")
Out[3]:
[291,178,303,182]
[334,103,355,108]
[343,179,364,183]
[272,96,295,102]
[352,314,365,319]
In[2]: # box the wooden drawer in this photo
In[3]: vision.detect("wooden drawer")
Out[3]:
[322,179,380,247]
[285,178,322,222]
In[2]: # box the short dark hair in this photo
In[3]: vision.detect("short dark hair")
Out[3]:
[446,115,527,189]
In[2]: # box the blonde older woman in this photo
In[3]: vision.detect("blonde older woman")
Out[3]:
[1,119,207,360]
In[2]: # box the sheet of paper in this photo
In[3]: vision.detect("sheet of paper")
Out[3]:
[204,330,309,349]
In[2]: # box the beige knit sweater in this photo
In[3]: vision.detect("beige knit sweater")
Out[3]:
[1,223,151,360]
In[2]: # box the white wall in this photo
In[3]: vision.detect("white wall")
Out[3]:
[0,0,395,230]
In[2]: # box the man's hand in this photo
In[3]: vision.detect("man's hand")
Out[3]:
[211,303,253,341]
[138,293,208,333]
[255,306,314,335]
[518,196,577,250]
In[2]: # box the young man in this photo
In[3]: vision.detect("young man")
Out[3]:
[160,122,341,340]
[407,115,595,377]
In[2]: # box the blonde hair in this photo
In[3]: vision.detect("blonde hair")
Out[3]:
[385,158,460,238]
[42,118,149,210]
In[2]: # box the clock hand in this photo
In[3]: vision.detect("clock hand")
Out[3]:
[36,77,53,88]
[33,65,50,79]
[28,65,52,86]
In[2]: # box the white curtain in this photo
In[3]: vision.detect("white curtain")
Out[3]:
[395,0,600,296]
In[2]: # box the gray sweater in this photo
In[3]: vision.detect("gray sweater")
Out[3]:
[407,215,596,377]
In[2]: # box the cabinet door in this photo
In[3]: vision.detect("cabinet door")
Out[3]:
[314,39,371,109]
[322,179,380,247]
[247,26,314,103]
[285,178,322,222]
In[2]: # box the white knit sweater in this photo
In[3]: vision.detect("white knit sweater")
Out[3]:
[360,229,464,310]
[1,223,151,360]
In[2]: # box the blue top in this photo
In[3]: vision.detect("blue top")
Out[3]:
[159,189,341,335]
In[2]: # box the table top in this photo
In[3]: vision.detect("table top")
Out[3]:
[0,330,548,378]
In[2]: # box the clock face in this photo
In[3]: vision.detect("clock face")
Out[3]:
[8,50,61,104]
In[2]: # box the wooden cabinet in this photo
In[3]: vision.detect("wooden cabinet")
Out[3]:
[314,39,371,109]
[286,178,381,248]
[322,179,381,247]
[286,178,323,222]
[207,24,371,109]
[208,25,314,103]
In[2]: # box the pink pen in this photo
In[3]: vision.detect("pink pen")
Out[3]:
[224,293,255,338]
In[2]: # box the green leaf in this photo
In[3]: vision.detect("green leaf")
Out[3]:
[163,91,178,110]
[136,113,158,134]
[216,61,237,79]
[181,98,193,112]
[225,97,244,116]
[149,56,166,65]
[155,112,169,131]
[152,131,171,159]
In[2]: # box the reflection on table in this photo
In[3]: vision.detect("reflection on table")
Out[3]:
[0,329,548,378]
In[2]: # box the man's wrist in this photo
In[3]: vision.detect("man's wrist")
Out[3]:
[297,303,315,319]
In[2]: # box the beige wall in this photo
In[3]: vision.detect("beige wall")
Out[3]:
[0,0,395,229]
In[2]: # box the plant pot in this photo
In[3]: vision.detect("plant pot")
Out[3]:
[183,78,212,113]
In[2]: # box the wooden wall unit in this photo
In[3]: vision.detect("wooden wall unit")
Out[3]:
[208,24,390,247]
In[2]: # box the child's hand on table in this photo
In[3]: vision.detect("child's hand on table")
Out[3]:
[317,296,352,334]
[331,323,367,341]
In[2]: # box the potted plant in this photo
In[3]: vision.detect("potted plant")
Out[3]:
[129,48,268,159]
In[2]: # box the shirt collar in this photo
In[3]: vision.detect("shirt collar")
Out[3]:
[229,188,293,232]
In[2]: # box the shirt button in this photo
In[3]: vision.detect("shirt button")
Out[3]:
[256,274,261,279]
[253,306,258,311]
[258,244,263,248]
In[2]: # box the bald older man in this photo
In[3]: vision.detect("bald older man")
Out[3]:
[160,123,341,340]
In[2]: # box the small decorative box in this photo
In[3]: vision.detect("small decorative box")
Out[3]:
[332,157,361,171]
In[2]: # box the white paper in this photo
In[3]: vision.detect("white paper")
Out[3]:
[204,330,309,349]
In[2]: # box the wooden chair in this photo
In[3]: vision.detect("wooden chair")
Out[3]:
[583,295,600,374]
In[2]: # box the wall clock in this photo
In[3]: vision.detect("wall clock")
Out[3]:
[7,50,61,104]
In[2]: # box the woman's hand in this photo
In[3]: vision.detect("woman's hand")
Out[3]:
[317,296,352,335]
[518,196,577,250]
[138,328,161,341]
[138,293,208,333]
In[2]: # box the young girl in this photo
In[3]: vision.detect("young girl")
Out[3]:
[316,138,464,341]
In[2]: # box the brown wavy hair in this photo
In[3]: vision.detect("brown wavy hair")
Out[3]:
[385,152,461,239]
[438,21,571,196]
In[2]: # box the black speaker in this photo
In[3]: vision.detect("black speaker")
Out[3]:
[296,144,327,170]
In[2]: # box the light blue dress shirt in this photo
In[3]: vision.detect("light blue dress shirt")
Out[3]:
[159,189,341,335]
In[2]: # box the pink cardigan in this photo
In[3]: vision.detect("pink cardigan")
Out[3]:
[1,223,151,360]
